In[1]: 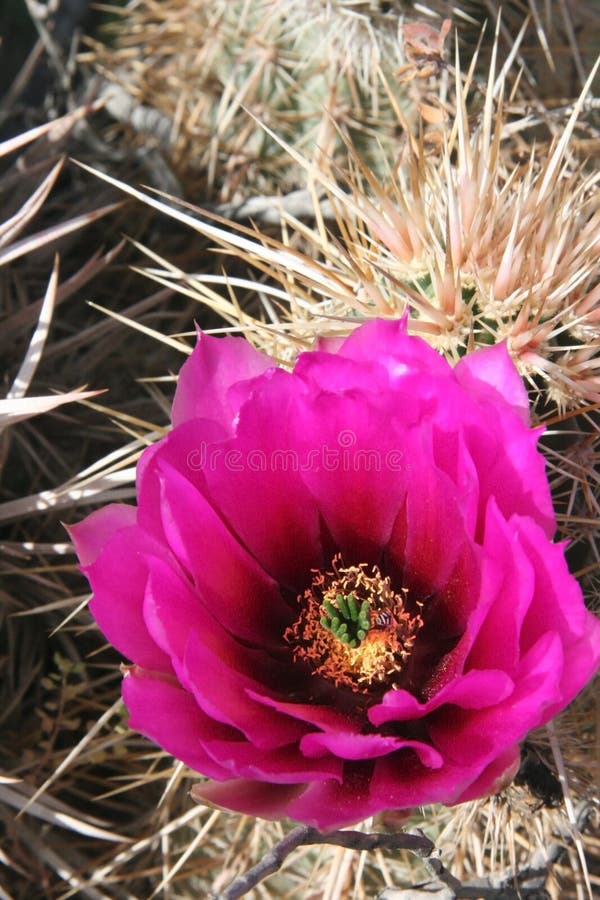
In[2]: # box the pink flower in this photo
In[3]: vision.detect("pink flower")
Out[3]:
[70,320,600,830]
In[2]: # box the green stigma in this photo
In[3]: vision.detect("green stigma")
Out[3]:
[320,593,370,649]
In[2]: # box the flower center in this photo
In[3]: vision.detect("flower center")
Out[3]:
[285,555,423,694]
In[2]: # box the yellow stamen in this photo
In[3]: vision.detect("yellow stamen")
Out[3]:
[285,555,423,694]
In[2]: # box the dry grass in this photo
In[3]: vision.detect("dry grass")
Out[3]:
[81,0,409,200]
[1,2,599,898]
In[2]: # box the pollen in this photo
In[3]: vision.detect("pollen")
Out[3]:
[285,555,423,693]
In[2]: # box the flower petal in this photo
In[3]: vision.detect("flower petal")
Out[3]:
[142,555,307,749]
[385,426,470,599]
[368,668,515,726]
[338,317,450,381]
[466,503,536,674]
[464,418,555,539]
[68,503,136,566]
[82,524,173,672]
[519,519,599,647]
[294,349,390,395]
[431,426,480,537]
[196,369,324,591]
[286,763,376,829]
[291,390,413,564]
[246,691,358,732]
[455,341,529,424]
[428,631,565,767]
[200,738,341,783]
[136,417,227,539]
[122,667,236,779]
[454,745,521,803]
[192,779,306,820]
[300,731,443,768]
[172,330,272,430]
[183,633,308,749]
[517,518,600,708]
[369,753,481,815]
[155,459,290,643]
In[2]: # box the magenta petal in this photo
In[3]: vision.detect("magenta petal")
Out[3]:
[466,504,536,673]
[338,318,450,381]
[156,460,289,643]
[197,370,324,590]
[418,497,516,692]
[83,525,173,672]
[455,341,530,424]
[431,427,479,537]
[246,691,358,732]
[435,668,515,709]
[454,745,521,804]
[172,331,272,430]
[300,731,443,768]
[313,335,346,353]
[201,738,341,783]
[122,667,235,779]
[141,555,306,749]
[369,753,476,813]
[388,430,470,597]
[136,417,227,540]
[183,633,308,749]
[551,624,600,718]
[516,519,600,709]
[429,631,565,767]
[368,690,435,725]
[291,391,412,563]
[369,668,514,726]
[68,503,137,566]
[294,350,390,395]
[519,518,598,644]
[510,629,564,710]
[286,766,376,829]
[142,557,204,667]
[192,779,306,820]
[466,419,555,539]
[416,540,481,654]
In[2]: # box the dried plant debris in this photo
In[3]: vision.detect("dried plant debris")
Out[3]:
[421,0,600,99]
[81,0,417,198]
[80,54,600,410]
[0,59,197,900]
[80,1,600,201]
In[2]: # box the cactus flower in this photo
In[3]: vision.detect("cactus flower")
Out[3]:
[70,319,600,829]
